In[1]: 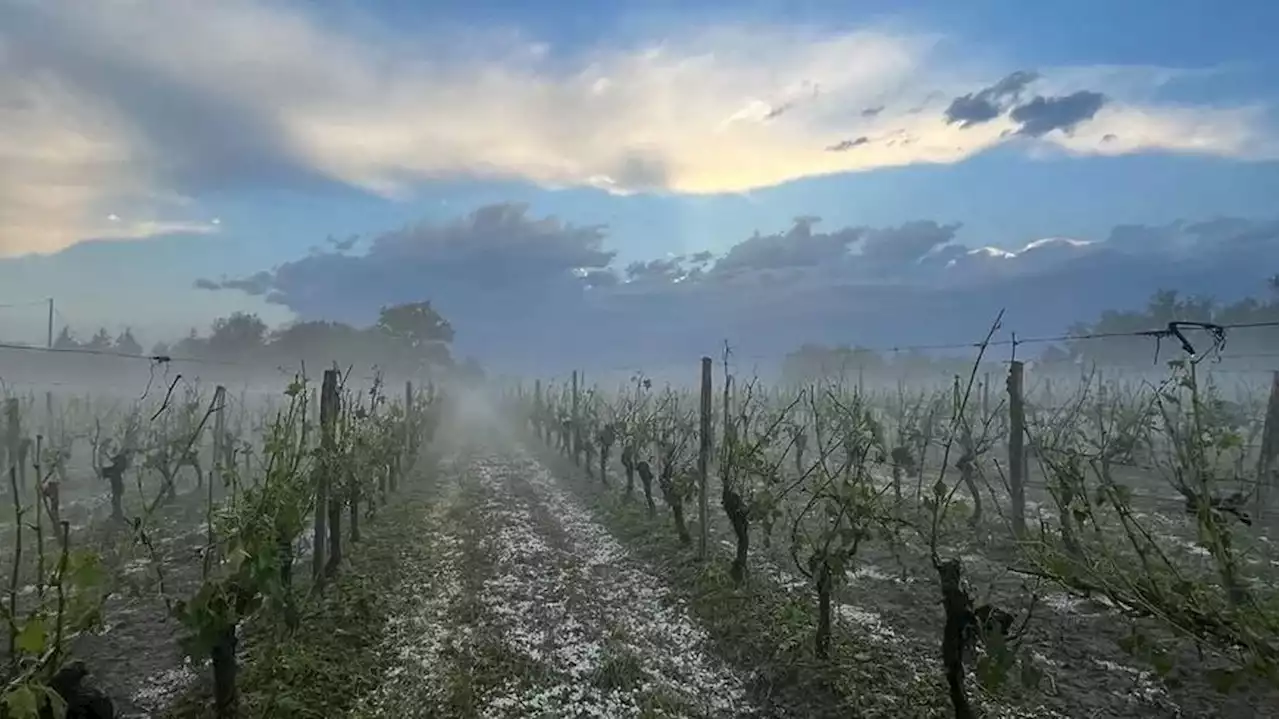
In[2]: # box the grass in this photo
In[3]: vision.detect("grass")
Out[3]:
[593,487,948,719]
[532,444,1078,719]
[164,478,439,719]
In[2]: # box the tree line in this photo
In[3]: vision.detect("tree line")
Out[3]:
[781,286,1278,386]
[48,300,484,380]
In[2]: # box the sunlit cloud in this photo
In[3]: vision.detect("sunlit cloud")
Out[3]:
[0,0,1272,255]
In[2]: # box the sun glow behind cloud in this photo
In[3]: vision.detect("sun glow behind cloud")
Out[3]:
[0,0,1272,255]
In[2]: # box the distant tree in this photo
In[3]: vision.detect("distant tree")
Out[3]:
[269,319,368,367]
[376,301,455,347]
[84,328,113,351]
[1063,281,1278,364]
[207,312,268,357]
[150,341,172,358]
[458,356,486,382]
[173,328,207,358]
[270,320,358,356]
[52,327,78,350]
[115,328,143,356]
[376,301,455,366]
[781,344,886,385]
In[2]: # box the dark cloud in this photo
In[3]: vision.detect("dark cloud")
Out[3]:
[201,203,618,365]
[580,269,620,288]
[861,106,884,118]
[857,221,961,270]
[606,151,671,192]
[826,137,870,152]
[1010,91,1106,137]
[712,216,861,274]
[625,258,685,283]
[194,271,274,295]
[944,70,1039,128]
[763,101,794,120]
[203,205,1278,376]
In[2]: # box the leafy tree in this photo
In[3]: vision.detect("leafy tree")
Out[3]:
[52,327,78,350]
[173,328,207,358]
[375,301,454,366]
[207,312,267,357]
[84,328,113,351]
[1064,281,1278,364]
[270,320,361,360]
[115,328,143,356]
[781,344,885,385]
[376,301,454,347]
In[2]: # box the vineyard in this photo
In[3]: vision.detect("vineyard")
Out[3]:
[508,338,1279,718]
[0,330,1277,718]
[0,365,442,718]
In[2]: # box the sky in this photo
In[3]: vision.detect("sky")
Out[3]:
[0,0,1275,374]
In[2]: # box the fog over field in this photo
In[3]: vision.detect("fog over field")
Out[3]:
[0,1,1276,718]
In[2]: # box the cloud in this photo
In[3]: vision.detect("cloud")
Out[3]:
[193,270,275,295]
[197,205,1277,374]
[1010,91,1107,137]
[196,204,615,359]
[944,70,1039,127]
[858,221,960,269]
[712,217,861,274]
[945,72,1108,138]
[0,0,1273,255]
[826,137,870,152]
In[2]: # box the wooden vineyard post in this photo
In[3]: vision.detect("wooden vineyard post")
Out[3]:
[309,387,319,448]
[44,391,54,439]
[396,380,412,491]
[206,386,227,577]
[325,370,344,578]
[533,379,542,436]
[698,357,713,560]
[1007,361,1027,538]
[571,370,581,466]
[1254,371,1279,520]
[313,369,338,585]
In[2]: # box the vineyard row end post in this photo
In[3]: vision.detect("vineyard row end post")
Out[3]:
[571,370,581,466]
[1007,361,1027,538]
[313,369,339,586]
[698,356,713,560]
[206,386,226,576]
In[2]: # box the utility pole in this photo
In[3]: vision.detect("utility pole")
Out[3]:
[46,298,54,348]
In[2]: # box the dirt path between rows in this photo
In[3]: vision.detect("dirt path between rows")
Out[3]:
[352,442,759,718]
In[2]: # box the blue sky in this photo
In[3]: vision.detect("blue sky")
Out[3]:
[0,0,1275,370]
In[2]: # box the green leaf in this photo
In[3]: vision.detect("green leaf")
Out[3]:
[2,685,40,719]
[15,616,47,656]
